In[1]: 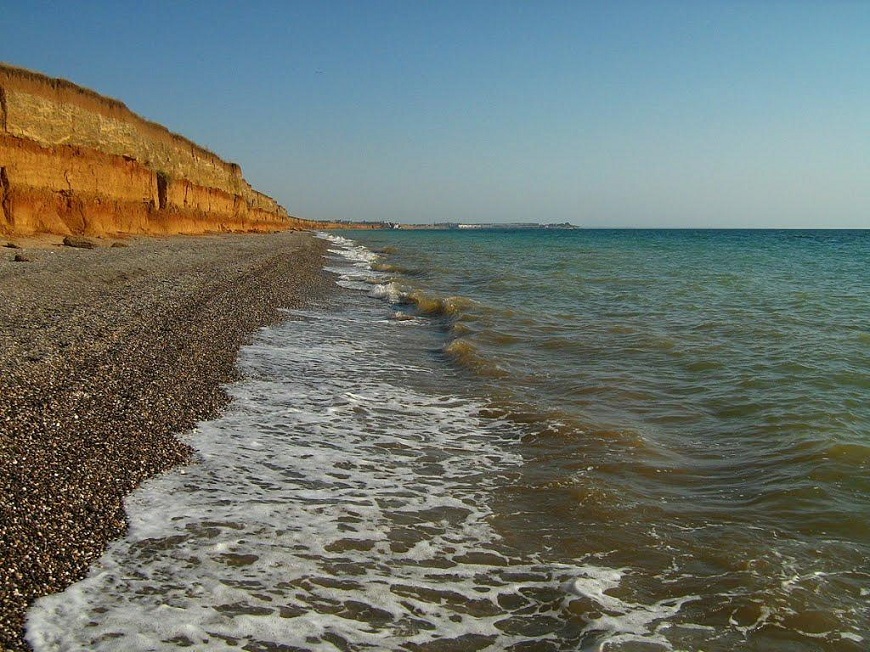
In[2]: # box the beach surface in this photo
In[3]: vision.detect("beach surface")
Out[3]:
[0,231,333,651]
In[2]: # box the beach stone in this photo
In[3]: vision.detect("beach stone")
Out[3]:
[4,242,21,248]
[62,236,96,249]
[12,253,30,262]
[110,242,129,248]
[0,231,334,652]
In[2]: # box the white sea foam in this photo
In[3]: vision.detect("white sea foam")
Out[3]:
[561,566,700,650]
[322,232,379,266]
[26,235,706,651]
[28,298,547,650]
[322,232,402,297]
[29,304,506,649]
[368,281,406,303]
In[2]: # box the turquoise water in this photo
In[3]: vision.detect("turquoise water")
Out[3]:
[27,229,868,651]
[346,228,870,647]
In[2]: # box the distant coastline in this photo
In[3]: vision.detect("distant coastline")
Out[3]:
[341,221,579,231]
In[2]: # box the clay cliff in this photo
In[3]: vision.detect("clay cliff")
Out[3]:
[0,63,333,237]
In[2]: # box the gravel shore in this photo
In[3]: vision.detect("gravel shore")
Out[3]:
[0,231,335,651]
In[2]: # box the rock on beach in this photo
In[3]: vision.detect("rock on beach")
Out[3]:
[0,231,335,651]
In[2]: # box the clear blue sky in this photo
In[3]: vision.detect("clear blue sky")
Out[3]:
[2,1,868,227]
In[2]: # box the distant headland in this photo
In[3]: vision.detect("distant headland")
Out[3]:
[328,221,578,230]
[390,221,577,230]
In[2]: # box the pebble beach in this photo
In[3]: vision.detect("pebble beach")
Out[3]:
[0,231,333,651]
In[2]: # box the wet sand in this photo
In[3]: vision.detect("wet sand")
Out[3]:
[0,231,334,651]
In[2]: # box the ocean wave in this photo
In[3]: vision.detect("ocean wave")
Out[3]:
[312,230,870,650]
[443,338,506,378]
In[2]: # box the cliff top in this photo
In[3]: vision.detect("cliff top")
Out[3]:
[0,62,240,176]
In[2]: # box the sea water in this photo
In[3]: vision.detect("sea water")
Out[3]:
[27,229,869,650]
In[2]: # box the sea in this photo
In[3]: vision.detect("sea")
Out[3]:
[27,228,869,651]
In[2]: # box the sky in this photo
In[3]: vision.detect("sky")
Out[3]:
[1,1,868,228]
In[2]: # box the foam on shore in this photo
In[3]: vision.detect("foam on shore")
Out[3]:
[0,232,333,652]
[25,234,704,651]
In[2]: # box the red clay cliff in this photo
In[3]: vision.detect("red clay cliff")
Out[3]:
[0,63,335,237]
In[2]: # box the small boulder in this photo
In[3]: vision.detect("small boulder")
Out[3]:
[3,242,20,249]
[110,241,129,248]
[63,236,96,249]
[13,253,31,262]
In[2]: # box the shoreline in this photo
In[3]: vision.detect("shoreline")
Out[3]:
[0,231,335,651]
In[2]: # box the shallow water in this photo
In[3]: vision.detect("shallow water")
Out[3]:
[27,229,869,650]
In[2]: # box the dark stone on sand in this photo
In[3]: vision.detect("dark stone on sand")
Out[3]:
[62,236,96,249]
[12,253,30,262]
[4,242,21,248]
[110,242,129,248]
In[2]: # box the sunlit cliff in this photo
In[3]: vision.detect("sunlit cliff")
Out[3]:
[0,63,335,237]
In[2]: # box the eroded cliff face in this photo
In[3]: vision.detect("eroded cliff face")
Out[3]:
[0,63,304,237]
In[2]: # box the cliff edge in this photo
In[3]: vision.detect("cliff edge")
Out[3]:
[0,63,305,237]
